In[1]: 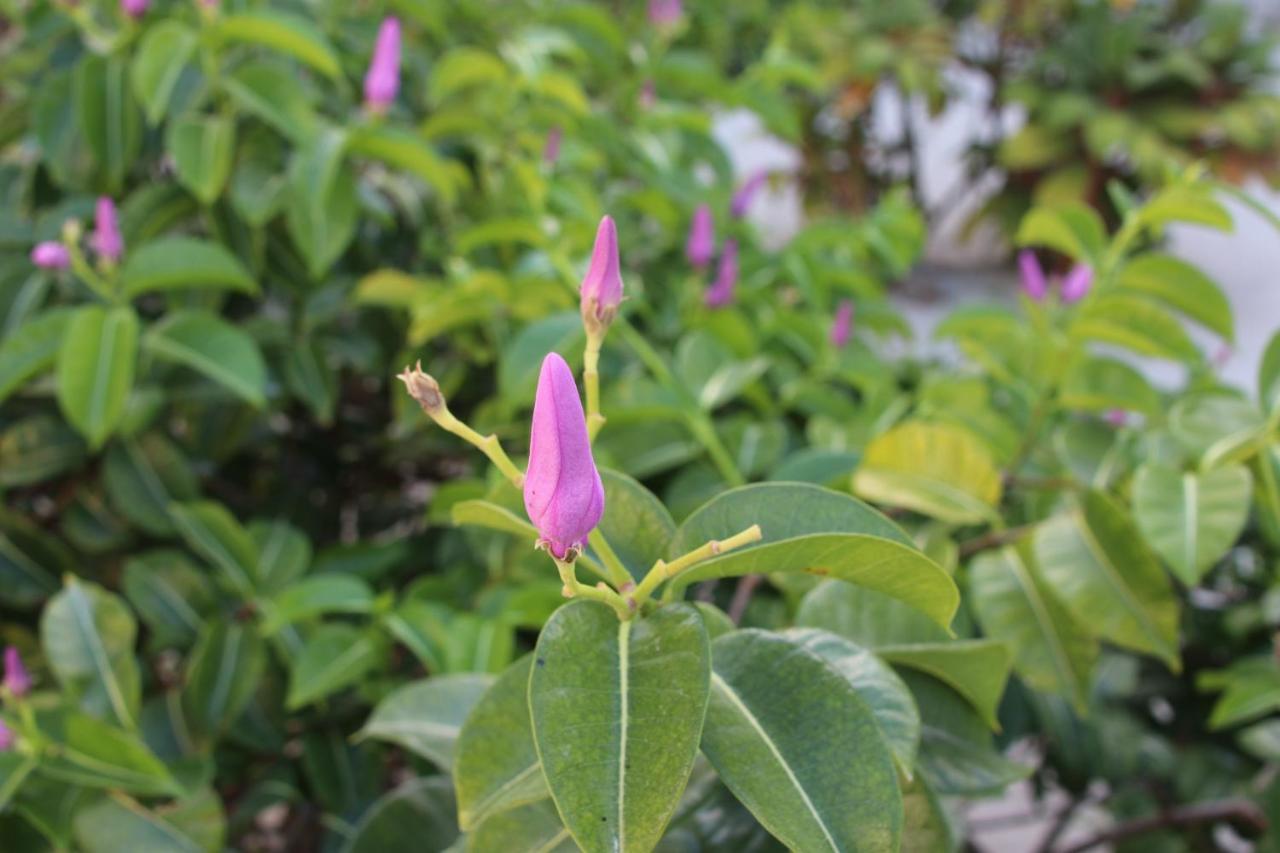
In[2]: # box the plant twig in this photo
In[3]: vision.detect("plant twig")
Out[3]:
[958,524,1035,559]
[727,574,763,624]
[1055,798,1266,853]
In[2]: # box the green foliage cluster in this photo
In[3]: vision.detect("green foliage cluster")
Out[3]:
[0,0,1277,851]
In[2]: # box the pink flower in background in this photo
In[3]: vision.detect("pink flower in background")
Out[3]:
[686,204,715,268]
[639,79,656,110]
[30,242,69,270]
[1213,344,1233,371]
[120,0,148,16]
[580,216,623,324]
[1105,409,1128,428]
[0,721,13,751]
[363,18,401,113]
[92,197,123,263]
[544,126,563,166]
[730,170,768,218]
[648,0,682,26]
[830,299,855,348]
[705,239,739,308]
[1060,263,1093,304]
[1018,250,1047,301]
[524,353,605,560]
[3,648,29,697]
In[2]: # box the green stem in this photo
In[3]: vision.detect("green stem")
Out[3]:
[588,528,633,590]
[583,330,605,441]
[632,524,762,607]
[554,557,632,620]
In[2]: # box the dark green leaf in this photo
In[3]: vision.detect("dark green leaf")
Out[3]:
[56,306,139,449]
[120,238,257,298]
[359,674,492,769]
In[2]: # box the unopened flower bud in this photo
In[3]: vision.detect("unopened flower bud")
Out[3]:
[92,197,123,264]
[0,721,13,751]
[1018,250,1047,301]
[121,0,148,17]
[1060,263,1093,304]
[686,204,715,268]
[580,216,624,333]
[3,647,30,698]
[730,170,768,219]
[31,242,70,270]
[705,239,739,308]
[830,299,854,348]
[397,362,445,415]
[364,18,401,114]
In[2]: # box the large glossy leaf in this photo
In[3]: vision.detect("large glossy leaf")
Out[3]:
[359,674,492,770]
[781,628,920,774]
[878,641,1011,731]
[797,580,948,646]
[1034,491,1180,668]
[74,55,142,192]
[530,601,710,853]
[120,237,256,298]
[455,655,547,830]
[1131,462,1252,584]
[131,21,198,125]
[903,671,1030,796]
[56,306,139,449]
[38,711,177,796]
[341,777,459,853]
[169,501,259,597]
[286,625,380,710]
[72,789,224,853]
[702,630,902,852]
[591,469,676,581]
[103,435,199,536]
[214,12,342,79]
[145,312,267,407]
[853,420,1003,524]
[969,545,1097,712]
[467,799,574,853]
[41,577,141,729]
[183,621,266,739]
[1115,253,1233,341]
[0,308,74,405]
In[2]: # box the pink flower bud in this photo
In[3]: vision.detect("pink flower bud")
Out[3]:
[1061,263,1093,304]
[830,299,855,348]
[524,353,605,560]
[730,170,768,219]
[1213,344,1233,370]
[3,647,30,698]
[580,216,624,326]
[705,238,739,308]
[30,241,70,270]
[363,18,401,113]
[121,0,148,17]
[0,721,13,751]
[686,204,715,268]
[544,126,563,166]
[92,197,123,263]
[1018,250,1047,301]
[639,79,656,110]
[1105,409,1128,428]
[648,0,682,26]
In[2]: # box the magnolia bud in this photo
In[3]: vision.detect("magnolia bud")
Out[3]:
[580,216,624,333]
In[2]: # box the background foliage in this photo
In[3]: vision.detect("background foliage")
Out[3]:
[1,0,1279,850]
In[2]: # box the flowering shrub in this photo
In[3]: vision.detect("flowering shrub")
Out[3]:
[0,0,1278,851]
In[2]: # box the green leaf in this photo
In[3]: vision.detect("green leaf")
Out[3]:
[286,129,356,279]
[72,789,224,853]
[340,777,459,853]
[0,510,68,608]
[878,641,1011,731]
[56,306,139,450]
[167,116,235,205]
[1132,462,1252,585]
[220,61,319,143]
[1261,329,1280,415]
[131,21,198,125]
[0,308,74,405]
[183,620,266,738]
[359,674,492,770]
[1136,186,1232,232]
[701,630,902,852]
[145,312,267,407]
[797,580,949,646]
[530,601,710,853]
[0,415,86,487]
[770,448,862,486]
[169,501,259,596]
[122,550,215,648]
[286,625,380,710]
[468,799,574,853]
[904,672,1030,796]
[780,628,921,775]
[74,55,142,192]
[250,520,312,592]
[455,655,548,829]
[969,545,1097,712]
[1169,392,1266,467]
[346,126,459,205]
[41,577,141,729]
[1015,202,1107,265]
[1072,295,1199,361]
[120,238,257,298]
[1199,658,1280,730]
[853,420,1003,524]
[1059,355,1161,416]
[1114,253,1233,341]
[283,338,337,424]
[261,575,375,634]
[214,12,342,79]
[103,434,200,536]
[1034,491,1180,668]
[39,711,178,796]
[591,469,676,582]
[901,776,955,853]
[429,47,509,103]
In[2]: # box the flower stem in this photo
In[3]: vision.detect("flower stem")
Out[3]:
[554,557,632,620]
[588,528,633,590]
[632,524,762,607]
[583,330,606,441]
[432,409,525,490]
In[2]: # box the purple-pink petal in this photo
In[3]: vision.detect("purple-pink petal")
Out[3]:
[686,204,715,268]
[830,299,855,348]
[30,242,70,270]
[705,239,738,308]
[1061,263,1093,304]
[730,170,768,218]
[120,0,148,17]
[524,353,605,558]
[648,0,682,26]
[580,216,624,317]
[544,126,563,166]
[3,647,29,697]
[0,721,13,751]
[1018,250,1047,301]
[363,18,401,111]
[92,197,123,263]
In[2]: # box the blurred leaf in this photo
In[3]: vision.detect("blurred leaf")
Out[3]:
[341,777,458,853]
[72,789,224,853]
[103,434,200,535]
[0,308,74,405]
[220,61,319,143]
[467,799,573,853]
[131,21,198,125]
[1132,463,1252,584]
[122,550,215,649]
[1199,658,1280,730]
[169,501,259,597]
[261,575,375,634]
[74,55,142,192]
[1015,202,1107,265]
[0,510,68,608]
[1114,254,1233,341]
[167,116,235,205]
[359,674,492,769]
[286,625,379,709]
[56,306,139,450]
[0,415,86,487]
[146,312,267,407]
[184,621,266,738]
[1060,355,1160,416]
[215,12,342,80]
[1072,295,1199,361]
[286,129,357,279]
[346,126,459,205]
[38,711,177,796]
[119,237,257,298]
